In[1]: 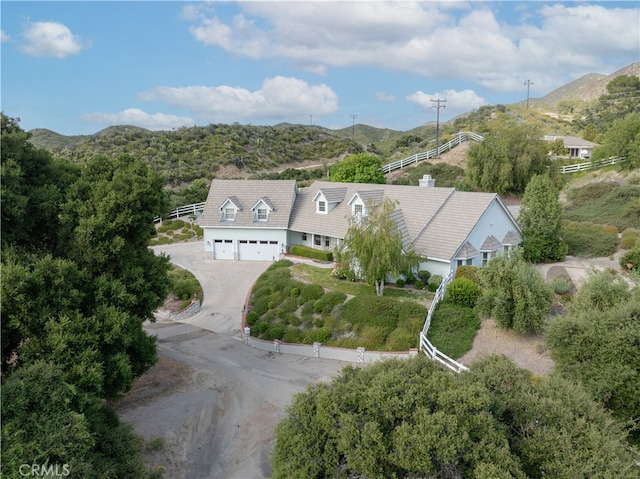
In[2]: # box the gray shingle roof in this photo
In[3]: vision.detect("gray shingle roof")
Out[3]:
[455,241,479,259]
[315,187,347,203]
[200,179,297,228]
[503,230,522,244]
[480,235,503,251]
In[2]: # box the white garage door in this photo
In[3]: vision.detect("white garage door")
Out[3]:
[238,240,279,261]
[213,239,234,260]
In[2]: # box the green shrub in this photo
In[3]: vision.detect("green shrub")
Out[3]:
[289,244,333,262]
[168,267,202,300]
[257,321,269,335]
[445,277,482,308]
[427,274,443,292]
[426,303,480,359]
[551,277,572,294]
[562,220,618,257]
[263,325,286,341]
[313,291,347,315]
[385,329,417,351]
[417,270,431,284]
[414,281,424,290]
[395,278,406,288]
[455,265,480,282]
[312,317,324,328]
[359,326,392,350]
[299,283,325,303]
[316,327,332,343]
[342,296,399,330]
[282,327,305,344]
[246,311,259,326]
[251,296,269,316]
[621,228,639,249]
[301,300,315,315]
[404,273,416,285]
[620,247,640,272]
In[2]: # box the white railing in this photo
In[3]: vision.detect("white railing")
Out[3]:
[154,202,206,223]
[556,156,627,174]
[382,131,484,174]
[419,271,469,373]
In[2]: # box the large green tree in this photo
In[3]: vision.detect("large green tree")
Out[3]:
[467,122,550,195]
[272,355,639,478]
[329,152,386,184]
[519,174,568,263]
[1,116,170,477]
[477,249,553,334]
[335,198,420,296]
[546,271,640,438]
[592,112,640,168]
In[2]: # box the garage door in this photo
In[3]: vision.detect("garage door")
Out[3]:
[238,240,279,261]
[213,239,234,260]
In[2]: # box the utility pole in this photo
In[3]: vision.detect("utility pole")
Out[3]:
[431,98,446,157]
[524,79,533,109]
[350,114,358,140]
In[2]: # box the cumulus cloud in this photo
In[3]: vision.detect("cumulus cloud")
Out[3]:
[185,2,639,95]
[138,76,339,123]
[407,89,488,117]
[80,109,196,131]
[18,21,90,58]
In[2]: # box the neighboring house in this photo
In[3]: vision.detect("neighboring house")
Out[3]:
[199,177,522,276]
[544,135,598,158]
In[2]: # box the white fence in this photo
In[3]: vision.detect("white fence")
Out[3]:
[154,202,206,223]
[556,156,627,174]
[419,271,469,373]
[382,131,484,174]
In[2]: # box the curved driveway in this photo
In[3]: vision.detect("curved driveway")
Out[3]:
[118,242,347,479]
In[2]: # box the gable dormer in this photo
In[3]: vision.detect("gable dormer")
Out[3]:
[251,196,275,222]
[347,190,383,218]
[313,187,346,214]
[219,196,242,222]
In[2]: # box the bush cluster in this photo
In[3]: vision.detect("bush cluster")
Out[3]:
[427,274,443,292]
[561,220,619,257]
[289,244,333,261]
[620,247,640,272]
[426,303,480,359]
[445,276,482,308]
[621,228,640,249]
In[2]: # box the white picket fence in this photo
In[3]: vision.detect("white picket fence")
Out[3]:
[382,131,484,174]
[419,271,469,373]
[154,202,206,223]
[556,156,627,174]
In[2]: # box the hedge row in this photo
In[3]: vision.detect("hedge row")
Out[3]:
[289,244,333,262]
[561,220,618,257]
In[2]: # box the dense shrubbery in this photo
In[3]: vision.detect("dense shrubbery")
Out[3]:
[562,220,619,257]
[563,182,640,231]
[427,274,442,292]
[620,247,640,272]
[289,244,333,261]
[167,266,202,302]
[621,228,640,249]
[444,276,482,308]
[427,303,480,359]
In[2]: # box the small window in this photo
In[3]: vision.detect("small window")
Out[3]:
[314,235,321,246]
[318,201,326,212]
[482,252,489,266]
[324,236,330,247]
[257,208,268,220]
[302,232,307,241]
[225,207,235,220]
[354,204,363,216]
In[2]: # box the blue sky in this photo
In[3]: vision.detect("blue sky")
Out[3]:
[2,1,639,135]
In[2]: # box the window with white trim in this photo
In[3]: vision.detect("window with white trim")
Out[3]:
[354,204,363,216]
[224,207,236,221]
[318,201,326,213]
[256,207,268,221]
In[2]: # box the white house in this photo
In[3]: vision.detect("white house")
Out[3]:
[199,178,522,276]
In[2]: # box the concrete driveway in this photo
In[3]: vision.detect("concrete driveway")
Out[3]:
[117,242,347,479]
[151,242,272,334]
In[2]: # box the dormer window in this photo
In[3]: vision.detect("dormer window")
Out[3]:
[224,207,236,221]
[318,201,326,213]
[354,204,363,216]
[251,197,274,222]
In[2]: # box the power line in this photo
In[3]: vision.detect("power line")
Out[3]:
[350,114,358,140]
[524,80,533,109]
[430,99,446,158]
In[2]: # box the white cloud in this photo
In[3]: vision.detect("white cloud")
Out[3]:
[1,30,10,42]
[19,21,90,58]
[407,89,488,116]
[186,2,639,95]
[80,109,196,131]
[138,76,339,122]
